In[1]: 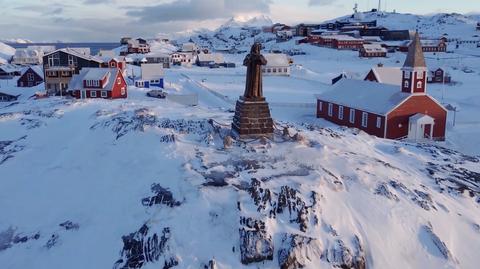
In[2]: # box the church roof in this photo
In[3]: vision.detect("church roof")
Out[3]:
[403,32,426,68]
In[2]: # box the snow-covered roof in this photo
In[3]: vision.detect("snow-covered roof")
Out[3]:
[44,48,102,63]
[26,45,55,53]
[140,64,164,80]
[20,66,44,79]
[145,52,171,58]
[362,44,387,53]
[196,53,224,64]
[264,53,289,67]
[13,49,41,58]
[322,34,363,41]
[316,79,410,115]
[181,42,198,52]
[0,64,23,73]
[68,68,118,91]
[370,67,402,86]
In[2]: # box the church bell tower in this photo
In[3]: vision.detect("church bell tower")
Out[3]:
[401,32,427,94]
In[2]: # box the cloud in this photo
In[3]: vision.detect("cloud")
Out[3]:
[308,0,336,6]
[126,0,271,23]
[83,0,116,4]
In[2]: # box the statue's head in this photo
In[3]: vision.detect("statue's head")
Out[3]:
[251,42,261,54]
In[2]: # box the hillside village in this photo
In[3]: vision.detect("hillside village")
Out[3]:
[1,7,480,269]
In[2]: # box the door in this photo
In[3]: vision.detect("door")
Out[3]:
[80,90,86,99]
[424,124,432,139]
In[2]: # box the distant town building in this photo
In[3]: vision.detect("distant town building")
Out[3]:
[364,66,402,85]
[306,35,364,50]
[145,53,171,68]
[68,68,127,99]
[171,52,193,67]
[195,53,225,67]
[0,90,19,102]
[262,53,290,76]
[316,33,447,141]
[476,22,480,31]
[0,64,22,79]
[135,64,164,89]
[121,38,151,55]
[17,66,44,87]
[359,44,387,57]
[428,68,451,84]
[399,39,447,52]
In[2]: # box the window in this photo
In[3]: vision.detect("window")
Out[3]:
[361,112,368,127]
[404,71,410,79]
[338,106,344,120]
[68,55,76,66]
[101,91,107,97]
[27,73,34,81]
[349,109,355,123]
[417,81,422,88]
[110,62,116,67]
[404,81,409,88]
[328,103,333,117]
[121,87,126,95]
[90,91,97,97]
[417,71,424,79]
[117,78,121,85]
[376,117,382,128]
[318,101,323,112]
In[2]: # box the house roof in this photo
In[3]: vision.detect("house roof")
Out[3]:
[0,64,23,73]
[370,67,402,86]
[44,48,102,63]
[140,64,164,80]
[196,53,224,64]
[362,44,387,53]
[68,68,119,91]
[264,53,289,67]
[14,49,41,58]
[403,32,426,68]
[322,34,363,41]
[20,66,44,79]
[316,79,411,115]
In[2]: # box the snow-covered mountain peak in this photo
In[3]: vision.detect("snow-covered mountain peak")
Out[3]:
[220,14,273,29]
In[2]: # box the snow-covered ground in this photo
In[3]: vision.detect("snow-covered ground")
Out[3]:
[1,11,480,269]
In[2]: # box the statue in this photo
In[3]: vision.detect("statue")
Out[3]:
[231,42,273,139]
[243,43,267,100]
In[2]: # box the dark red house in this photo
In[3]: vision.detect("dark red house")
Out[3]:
[428,68,451,84]
[399,39,447,53]
[316,33,447,141]
[17,66,44,87]
[67,68,127,99]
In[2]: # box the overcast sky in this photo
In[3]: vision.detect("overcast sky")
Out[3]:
[0,0,478,42]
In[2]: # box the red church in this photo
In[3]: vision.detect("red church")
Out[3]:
[316,33,447,141]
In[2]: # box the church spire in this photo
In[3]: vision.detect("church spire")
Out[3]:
[403,32,426,68]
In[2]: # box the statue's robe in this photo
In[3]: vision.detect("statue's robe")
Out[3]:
[243,53,267,99]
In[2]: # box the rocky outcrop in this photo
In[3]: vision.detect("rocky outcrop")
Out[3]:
[142,184,181,208]
[239,217,274,265]
[324,237,366,269]
[278,233,322,269]
[114,224,177,269]
[0,135,27,165]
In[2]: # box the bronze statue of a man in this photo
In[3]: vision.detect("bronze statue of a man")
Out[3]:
[243,43,267,100]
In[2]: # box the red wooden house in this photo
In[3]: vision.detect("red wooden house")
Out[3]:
[17,66,44,87]
[316,33,447,141]
[67,68,127,99]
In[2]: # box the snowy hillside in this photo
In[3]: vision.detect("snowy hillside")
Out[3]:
[0,42,15,62]
[1,67,480,268]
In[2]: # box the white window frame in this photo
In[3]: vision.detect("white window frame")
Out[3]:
[417,71,424,79]
[404,81,409,88]
[90,91,97,97]
[417,81,422,88]
[101,91,107,98]
[110,62,116,67]
[349,109,355,123]
[121,87,126,95]
[27,73,34,81]
[361,112,368,128]
[328,103,333,117]
[318,101,323,112]
[117,77,121,85]
[376,117,382,128]
[338,106,344,120]
[404,71,410,79]
[68,55,75,66]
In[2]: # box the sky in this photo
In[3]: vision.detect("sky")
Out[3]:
[0,0,478,42]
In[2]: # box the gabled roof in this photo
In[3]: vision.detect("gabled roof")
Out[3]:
[44,48,102,63]
[0,64,23,73]
[20,66,44,79]
[316,79,411,115]
[68,68,119,91]
[264,53,289,67]
[369,67,402,86]
[403,32,426,68]
[140,64,164,80]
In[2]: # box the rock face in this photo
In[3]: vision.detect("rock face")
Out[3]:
[114,224,177,269]
[239,217,274,264]
[324,237,366,269]
[142,184,181,208]
[277,234,322,269]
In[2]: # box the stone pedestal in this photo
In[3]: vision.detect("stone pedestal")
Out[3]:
[232,97,274,139]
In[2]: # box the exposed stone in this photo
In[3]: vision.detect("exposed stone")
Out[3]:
[142,184,182,207]
[239,217,274,265]
[278,233,322,269]
[223,135,234,149]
